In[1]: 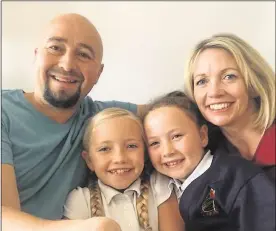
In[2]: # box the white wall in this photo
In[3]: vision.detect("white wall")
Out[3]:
[2,1,275,104]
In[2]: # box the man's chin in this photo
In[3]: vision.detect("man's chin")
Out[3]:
[44,90,81,109]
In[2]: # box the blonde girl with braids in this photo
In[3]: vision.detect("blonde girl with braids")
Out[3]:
[63,108,184,231]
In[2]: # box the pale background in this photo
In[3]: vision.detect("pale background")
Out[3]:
[2,1,275,104]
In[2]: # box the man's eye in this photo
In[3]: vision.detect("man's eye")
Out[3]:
[78,52,91,59]
[49,45,61,51]
[127,144,138,149]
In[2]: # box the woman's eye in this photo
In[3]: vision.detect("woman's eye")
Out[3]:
[195,78,207,86]
[127,144,138,149]
[224,74,237,80]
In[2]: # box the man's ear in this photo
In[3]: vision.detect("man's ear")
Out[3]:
[99,63,104,75]
[199,124,209,148]
[95,64,104,84]
[33,48,38,63]
[82,150,94,171]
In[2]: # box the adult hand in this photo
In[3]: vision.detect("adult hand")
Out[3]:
[3,206,121,231]
[75,217,122,231]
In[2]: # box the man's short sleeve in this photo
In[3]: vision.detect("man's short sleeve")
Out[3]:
[2,119,14,165]
[93,100,137,115]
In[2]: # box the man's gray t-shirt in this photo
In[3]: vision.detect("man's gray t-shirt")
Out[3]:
[2,89,137,219]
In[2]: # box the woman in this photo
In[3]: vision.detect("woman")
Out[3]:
[184,33,275,180]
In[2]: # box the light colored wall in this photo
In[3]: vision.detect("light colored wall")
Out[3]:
[2,1,275,104]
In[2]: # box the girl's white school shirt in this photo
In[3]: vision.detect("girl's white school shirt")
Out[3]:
[168,150,213,201]
[64,171,172,231]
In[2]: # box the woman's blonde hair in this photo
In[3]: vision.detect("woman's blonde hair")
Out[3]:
[184,33,275,130]
[83,107,152,231]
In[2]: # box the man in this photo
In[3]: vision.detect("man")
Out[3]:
[2,13,144,230]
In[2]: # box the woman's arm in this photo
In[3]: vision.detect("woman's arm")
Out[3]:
[2,206,121,231]
[158,192,185,231]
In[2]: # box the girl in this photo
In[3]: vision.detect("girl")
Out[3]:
[143,91,275,231]
[64,107,184,231]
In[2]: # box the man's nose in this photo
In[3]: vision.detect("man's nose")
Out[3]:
[58,52,76,72]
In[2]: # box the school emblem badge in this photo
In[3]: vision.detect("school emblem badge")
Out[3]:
[201,188,220,216]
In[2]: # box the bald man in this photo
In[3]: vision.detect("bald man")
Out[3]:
[2,13,144,230]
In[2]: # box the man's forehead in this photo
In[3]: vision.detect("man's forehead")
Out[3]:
[44,20,98,43]
[49,13,95,30]
[37,14,103,60]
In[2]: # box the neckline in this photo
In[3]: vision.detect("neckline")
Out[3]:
[18,90,77,125]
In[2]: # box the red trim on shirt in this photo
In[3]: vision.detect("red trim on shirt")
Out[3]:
[255,123,276,165]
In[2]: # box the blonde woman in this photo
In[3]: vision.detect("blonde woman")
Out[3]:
[184,33,275,180]
[63,108,184,231]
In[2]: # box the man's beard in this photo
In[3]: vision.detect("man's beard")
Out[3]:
[43,79,82,109]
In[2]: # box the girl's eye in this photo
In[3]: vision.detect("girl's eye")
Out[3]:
[172,134,183,140]
[149,141,159,147]
[224,74,237,80]
[127,144,138,149]
[98,147,110,152]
